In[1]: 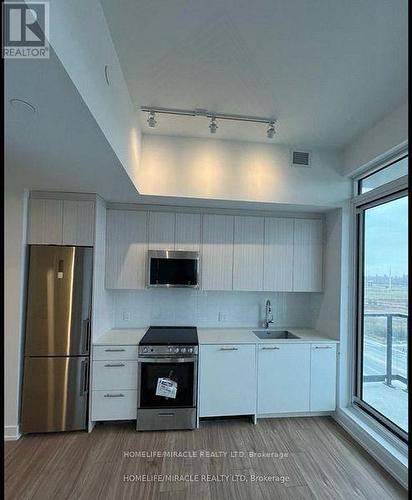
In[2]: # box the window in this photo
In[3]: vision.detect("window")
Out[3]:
[358,155,408,194]
[354,174,408,442]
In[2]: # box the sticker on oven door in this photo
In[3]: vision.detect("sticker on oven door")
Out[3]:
[156,378,177,399]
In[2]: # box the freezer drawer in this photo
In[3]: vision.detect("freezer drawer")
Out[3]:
[21,356,89,433]
[91,390,137,421]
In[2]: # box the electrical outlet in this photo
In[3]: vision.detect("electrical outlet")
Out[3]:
[218,311,227,322]
[121,311,131,321]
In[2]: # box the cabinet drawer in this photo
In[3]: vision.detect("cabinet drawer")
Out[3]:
[91,390,137,421]
[92,360,138,390]
[93,345,138,361]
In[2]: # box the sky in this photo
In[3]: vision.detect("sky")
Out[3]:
[364,195,408,276]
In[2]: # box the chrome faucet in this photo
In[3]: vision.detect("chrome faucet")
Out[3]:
[263,299,274,329]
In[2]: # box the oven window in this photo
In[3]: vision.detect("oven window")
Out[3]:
[140,362,195,408]
[150,258,198,286]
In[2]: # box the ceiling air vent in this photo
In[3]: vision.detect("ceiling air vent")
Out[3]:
[290,150,311,167]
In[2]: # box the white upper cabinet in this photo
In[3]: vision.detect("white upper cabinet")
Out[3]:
[263,218,294,291]
[233,216,264,291]
[105,210,147,289]
[293,219,323,292]
[148,212,175,250]
[62,200,95,246]
[201,214,234,290]
[175,213,201,251]
[28,197,95,246]
[28,198,63,245]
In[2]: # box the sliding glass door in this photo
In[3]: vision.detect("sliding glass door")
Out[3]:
[355,188,408,442]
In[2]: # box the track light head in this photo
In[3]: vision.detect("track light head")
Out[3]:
[147,111,157,128]
[209,117,218,134]
[267,122,276,139]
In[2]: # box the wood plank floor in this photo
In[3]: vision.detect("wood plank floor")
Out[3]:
[5,417,407,500]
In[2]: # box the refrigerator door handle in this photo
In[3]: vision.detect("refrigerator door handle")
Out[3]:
[82,318,91,354]
[80,359,89,396]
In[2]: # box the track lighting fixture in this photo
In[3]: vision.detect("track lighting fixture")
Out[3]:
[267,122,276,139]
[147,111,157,128]
[209,117,218,134]
[141,106,276,139]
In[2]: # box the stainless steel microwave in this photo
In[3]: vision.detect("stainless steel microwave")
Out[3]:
[147,250,200,288]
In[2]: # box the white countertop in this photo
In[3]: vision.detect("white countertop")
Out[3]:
[93,328,147,345]
[94,327,338,346]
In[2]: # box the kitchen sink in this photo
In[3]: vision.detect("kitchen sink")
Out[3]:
[253,330,301,340]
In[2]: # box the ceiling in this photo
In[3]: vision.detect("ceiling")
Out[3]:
[5,50,140,202]
[101,0,408,148]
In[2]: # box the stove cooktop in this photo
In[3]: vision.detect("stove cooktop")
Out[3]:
[140,326,198,346]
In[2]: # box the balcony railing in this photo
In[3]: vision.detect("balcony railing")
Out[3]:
[363,312,408,390]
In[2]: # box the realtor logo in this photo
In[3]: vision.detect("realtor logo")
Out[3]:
[3,2,49,58]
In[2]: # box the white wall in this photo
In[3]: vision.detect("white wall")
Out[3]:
[50,0,142,188]
[92,198,114,340]
[138,135,351,207]
[343,100,408,176]
[112,289,322,330]
[4,166,28,440]
[315,209,342,340]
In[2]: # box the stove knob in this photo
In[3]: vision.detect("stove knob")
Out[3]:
[143,347,148,353]
[168,346,173,353]
[181,347,186,353]
[174,347,180,353]
[188,347,193,354]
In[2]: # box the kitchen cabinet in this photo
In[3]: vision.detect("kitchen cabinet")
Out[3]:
[28,197,95,246]
[91,344,138,421]
[263,218,294,291]
[148,212,175,250]
[257,344,310,414]
[293,219,323,292]
[233,216,264,291]
[175,213,201,251]
[199,344,256,417]
[62,200,95,246]
[201,214,234,290]
[310,344,337,411]
[105,210,147,289]
[28,198,63,245]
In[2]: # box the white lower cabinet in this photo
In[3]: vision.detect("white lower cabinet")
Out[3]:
[310,344,337,411]
[92,391,137,421]
[91,345,138,421]
[257,344,311,414]
[199,345,256,417]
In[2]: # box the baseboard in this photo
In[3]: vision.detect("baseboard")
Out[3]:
[4,425,22,441]
[334,408,408,489]
[257,411,332,418]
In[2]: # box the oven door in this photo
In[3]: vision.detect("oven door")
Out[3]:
[138,357,197,409]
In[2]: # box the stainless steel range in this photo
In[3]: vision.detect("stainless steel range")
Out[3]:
[137,326,198,431]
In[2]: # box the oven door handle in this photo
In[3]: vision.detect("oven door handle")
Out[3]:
[138,356,197,363]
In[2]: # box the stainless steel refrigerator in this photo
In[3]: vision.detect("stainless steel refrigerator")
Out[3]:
[21,245,93,433]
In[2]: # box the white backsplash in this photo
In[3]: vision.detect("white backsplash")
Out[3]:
[111,289,322,329]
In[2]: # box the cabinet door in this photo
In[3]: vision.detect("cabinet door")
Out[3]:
[62,200,95,246]
[105,210,147,289]
[310,344,337,411]
[293,219,323,292]
[233,216,264,291]
[201,214,234,290]
[263,218,294,291]
[28,198,63,244]
[148,212,175,250]
[258,344,310,414]
[175,213,201,251]
[199,345,256,417]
